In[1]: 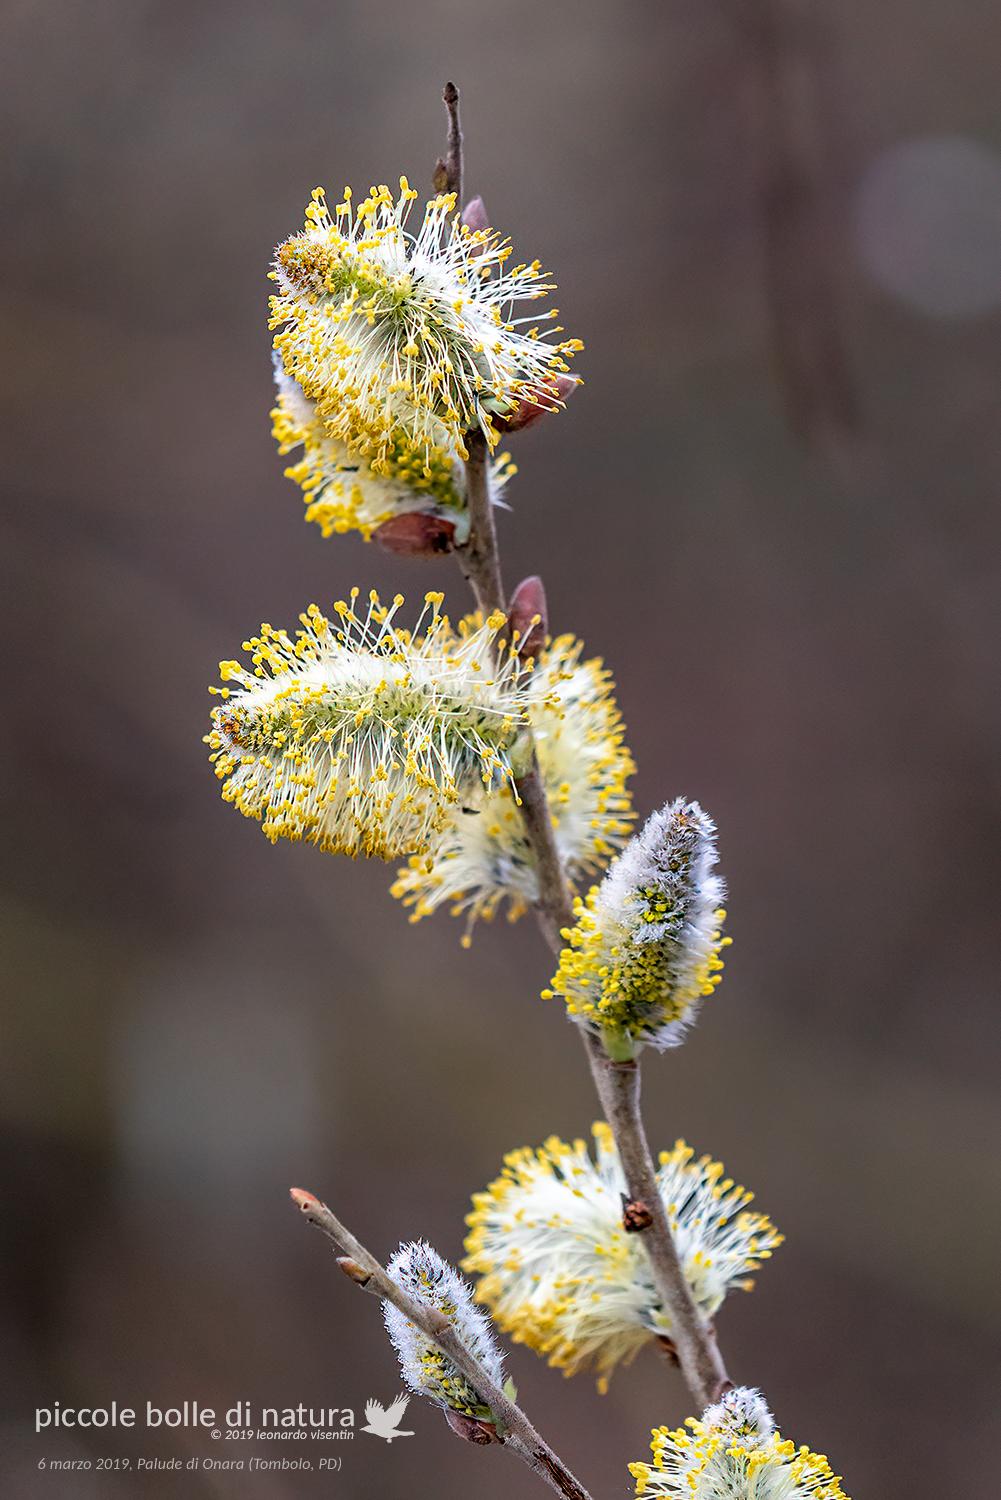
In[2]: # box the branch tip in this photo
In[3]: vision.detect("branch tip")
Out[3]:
[289,1187,320,1212]
[293,1184,595,1497]
[439,80,463,202]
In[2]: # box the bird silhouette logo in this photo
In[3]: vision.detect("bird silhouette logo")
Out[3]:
[361,1394,415,1442]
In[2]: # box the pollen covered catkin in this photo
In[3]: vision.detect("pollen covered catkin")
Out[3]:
[206,591,540,860]
[629,1387,850,1500]
[270,181,581,467]
[392,633,635,938]
[464,1124,781,1389]
[545,799,729,1056]
[271,361,515,544]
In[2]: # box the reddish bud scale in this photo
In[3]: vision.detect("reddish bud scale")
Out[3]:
[461,196,490,234]
[493,374,579,434]
[620,1195,655,1233]
[373,512,457,557]
[443,1408,502,1444]
[336,1256,372,1287]
[507,575,548,659]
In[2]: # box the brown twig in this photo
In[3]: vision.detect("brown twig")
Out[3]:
[456,442,732,1406]
[433,81,463,202]
[446,85,733,1413]
[511,758,573,948]
[289,1189,594,1500]
[455,427,505,616]
[584,1048,731,1408]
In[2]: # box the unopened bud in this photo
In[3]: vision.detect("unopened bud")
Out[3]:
[620,1194,654,1233]
[462,196,490,233]
[656,1334,680,1367]
[432,158,450,194]
[289,1187,320,1213]
[443,1408,502,1444]
[336,1256,372,1288]
[373,512,457,557]
[507,575,548,659]
[493,374,579,434]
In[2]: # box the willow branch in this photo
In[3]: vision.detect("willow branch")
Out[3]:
[583,1045,731,1407]
[520,774,733,1402]
[456,442,732,1406]
[289,1189,594,1500]
[445,83,731,1410]
[453,431,575,947]
[455,427,505,615]
[433,81,463,202]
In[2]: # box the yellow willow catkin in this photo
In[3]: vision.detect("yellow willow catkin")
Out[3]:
[269,180,581,467]
[271,361,515,543]
[206,590,543,860]
[545,799,730,1057]
[464,1124,781,1390]
[629,1387,851,1500]
[392,633,635,940]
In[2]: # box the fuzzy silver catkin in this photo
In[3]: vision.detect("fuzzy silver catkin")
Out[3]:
[383,1241,505,1417]
[545,798,729,1056]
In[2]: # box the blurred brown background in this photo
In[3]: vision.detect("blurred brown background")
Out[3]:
[2,1,1000,1494]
